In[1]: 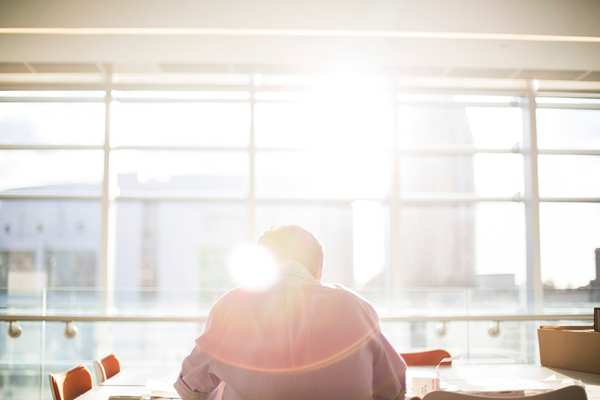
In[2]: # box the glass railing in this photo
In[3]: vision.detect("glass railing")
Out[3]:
[1,287,597,400]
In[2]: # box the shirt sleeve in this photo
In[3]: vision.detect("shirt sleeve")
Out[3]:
[371,330,407,400]
[366,304,407,400]
[174,310,223,400]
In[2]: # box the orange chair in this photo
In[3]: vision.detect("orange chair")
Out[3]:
[400,349,452,366]
[92,353,121,384]
[49,365,93,400]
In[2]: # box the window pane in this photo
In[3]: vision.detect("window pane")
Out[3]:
[111,102,250,146]
[0,200,101,293]
[111,150,249,197]
[540,203,600,288]
[256,151,390,199]
[255,96,393,149]
[399,203,525,287]
[399,106,522,148]
[0,102,105,144]
[401,154,523,196]
[538,155,600,198]
[115,201,247,308]
[0,150,103,194]
[382,320,468,358]
[537,109,600,150]
[256,202,390,304]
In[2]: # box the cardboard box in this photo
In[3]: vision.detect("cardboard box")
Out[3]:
[538,326,600,375]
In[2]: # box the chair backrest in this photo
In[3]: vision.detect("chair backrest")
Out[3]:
[422,385,588,400]
[48,365,93,400]
[400,349,452,366]
[92,360,104,384]
[93,353,121,383]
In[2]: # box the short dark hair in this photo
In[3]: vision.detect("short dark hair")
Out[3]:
[257,225,324,278]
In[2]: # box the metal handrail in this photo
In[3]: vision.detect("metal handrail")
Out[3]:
[0,313,592,323]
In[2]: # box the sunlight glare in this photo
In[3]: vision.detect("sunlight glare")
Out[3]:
[352,201,385,286]
[227,244,279,291]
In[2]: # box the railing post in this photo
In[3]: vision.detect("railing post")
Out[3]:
[39,287,46,400]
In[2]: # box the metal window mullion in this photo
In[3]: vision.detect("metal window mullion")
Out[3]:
[540,197,600,203]
[536,104,600,111]
[538,149,600,156]
[0,144,104,150]
[114,98,249,104]
[399,148,518,155]
[397,101,520,108]
[0,194,101,200]
[112,145,250,152]
[399,196,521,203]
[99,89,115,312]
[522,82,543,314]
[390,86,402,297]
[248,91,256,241]
[0,97,105,102]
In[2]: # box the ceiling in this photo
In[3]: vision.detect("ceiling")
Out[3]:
[1,0,600,74]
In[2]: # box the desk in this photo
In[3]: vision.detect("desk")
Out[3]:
[77,385,150,400]
[100,366,178,386]
[80,364,600,399]
[408,364,600,399]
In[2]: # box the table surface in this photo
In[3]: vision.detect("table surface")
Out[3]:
[411,364,600,398]
[77,385,151,400]
[100,366,179,386]
[80,363,600,400]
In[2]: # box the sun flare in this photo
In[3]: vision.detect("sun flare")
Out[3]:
[227,244,279,291]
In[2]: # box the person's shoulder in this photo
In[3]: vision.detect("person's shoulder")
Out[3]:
[210,285,251,308]
[319,282,377,311]
[209,284,279,316]
[318,283,381,324]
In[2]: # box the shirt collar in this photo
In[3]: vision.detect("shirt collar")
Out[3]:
[279,261,317,282]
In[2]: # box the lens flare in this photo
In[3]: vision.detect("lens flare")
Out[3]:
[227,244,279,291]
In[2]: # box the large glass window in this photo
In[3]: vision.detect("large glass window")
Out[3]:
[0,86,597,317]
[0,199,101,295]
[254,93,393,149]
[111,150,249,198]
[537,108,600,150]
[0,150,104,194]
[111,101,250,147]
[399,104,522,148]
[0,100,106,145]
[255,150,390,199]
[540,203,600,288]
[399,203,522,288]
[115,200,247,308]
[538,155,600,198]
[400,154,523,196]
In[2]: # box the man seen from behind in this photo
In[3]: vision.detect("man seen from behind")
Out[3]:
[175,225,407,400]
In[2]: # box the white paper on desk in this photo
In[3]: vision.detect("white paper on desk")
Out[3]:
[444,377,586,397]
[585,384,600,400]
[146,379,179,399]
[542,375,584,389]
[436,353,462,380]
[443,378,551,393]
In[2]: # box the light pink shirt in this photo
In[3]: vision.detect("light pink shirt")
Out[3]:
[175,262,407,400]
